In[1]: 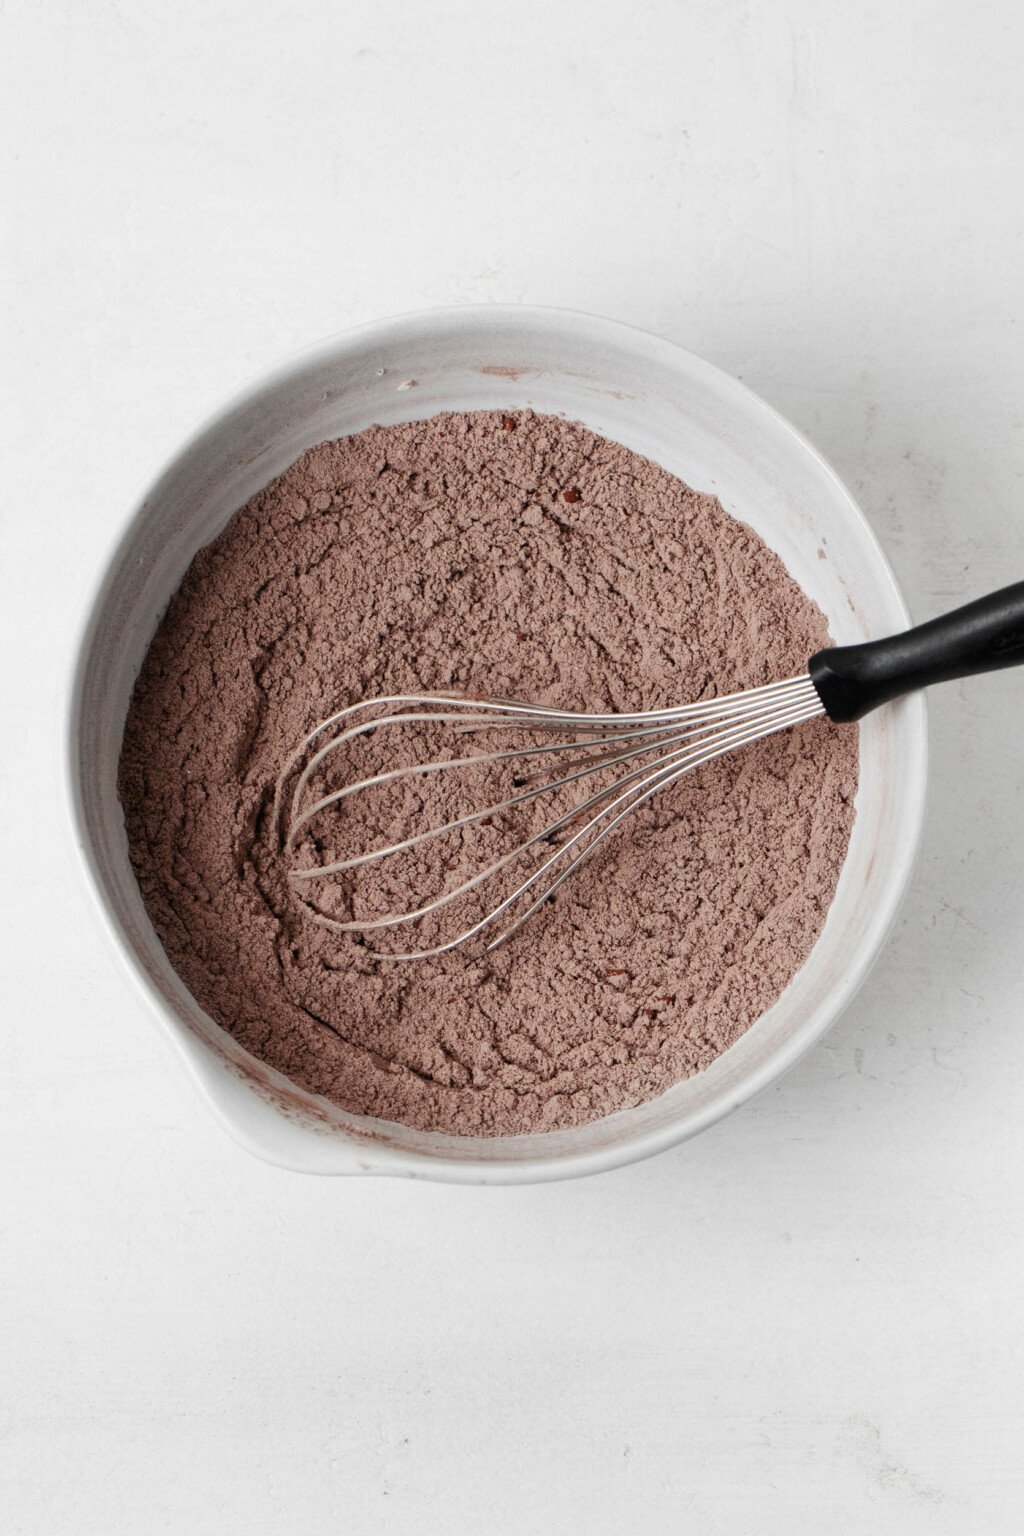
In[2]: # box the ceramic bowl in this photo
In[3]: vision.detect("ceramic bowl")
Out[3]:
[66,306,927,1182]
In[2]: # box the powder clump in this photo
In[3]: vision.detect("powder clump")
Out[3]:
[118,410,858,1136]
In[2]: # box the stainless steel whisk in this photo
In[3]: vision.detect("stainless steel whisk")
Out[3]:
[275,582,1024,961]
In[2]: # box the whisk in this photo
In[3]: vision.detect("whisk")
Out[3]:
[275,582,1024,960]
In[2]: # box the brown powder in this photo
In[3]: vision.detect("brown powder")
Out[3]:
[118,410,857,1136]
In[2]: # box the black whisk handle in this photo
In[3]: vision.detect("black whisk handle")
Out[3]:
[808,581,1024,723]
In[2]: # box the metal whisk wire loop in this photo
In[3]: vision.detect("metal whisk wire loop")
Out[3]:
[275,674,825,960]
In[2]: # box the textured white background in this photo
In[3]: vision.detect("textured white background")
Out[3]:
[2,2,1023,1531]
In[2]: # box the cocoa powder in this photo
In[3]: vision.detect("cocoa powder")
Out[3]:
[118,410,858,1136]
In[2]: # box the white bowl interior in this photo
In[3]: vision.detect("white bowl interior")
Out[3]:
[68,309,926,1181]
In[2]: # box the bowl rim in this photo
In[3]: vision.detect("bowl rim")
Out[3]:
[64,303,928,1183]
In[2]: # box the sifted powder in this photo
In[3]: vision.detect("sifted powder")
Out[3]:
[119,410,857,1136]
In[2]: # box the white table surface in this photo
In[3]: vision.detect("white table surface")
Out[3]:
[3,2,1023,1531]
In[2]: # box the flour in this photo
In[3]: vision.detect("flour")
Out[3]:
[119,410,858,1135]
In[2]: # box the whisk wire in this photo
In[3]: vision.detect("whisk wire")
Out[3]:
[276,673,824,959]
[380,688,824,961]
[274,672,815,825]
[490,690,824,956]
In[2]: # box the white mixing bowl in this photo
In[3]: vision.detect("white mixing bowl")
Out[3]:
[66,306,927,1183]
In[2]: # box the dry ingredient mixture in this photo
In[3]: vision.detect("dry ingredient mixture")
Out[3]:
[119,410,858,1135]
